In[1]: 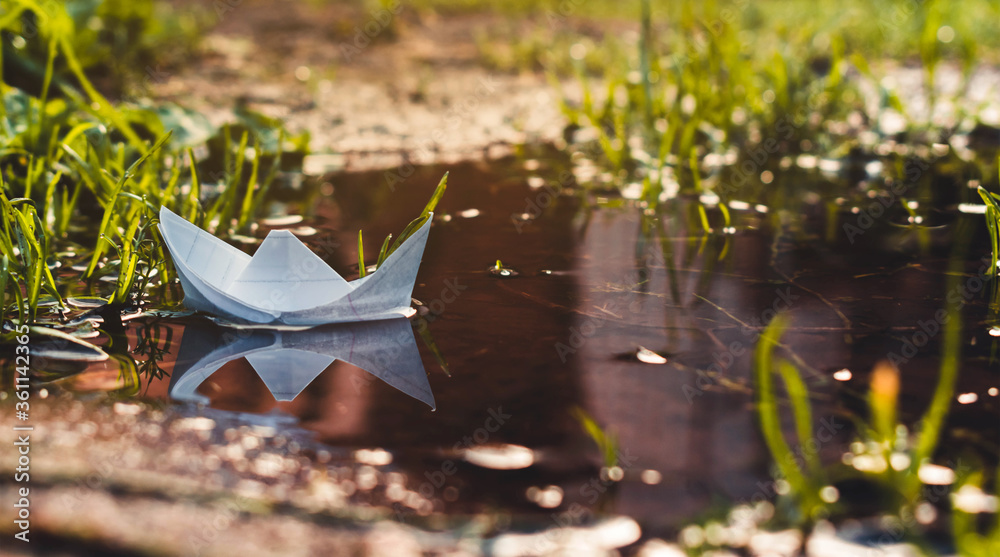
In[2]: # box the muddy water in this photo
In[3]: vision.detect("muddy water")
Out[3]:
[50,149,1000,536]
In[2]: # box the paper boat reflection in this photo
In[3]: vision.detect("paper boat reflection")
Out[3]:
[168,318,435,409]
[158,207,432,325]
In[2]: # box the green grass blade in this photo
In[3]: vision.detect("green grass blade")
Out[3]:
[377,172,448,269]
[777,358,820,477]
[375,233,393,268]
[979,187,1000,273]
[84,132,172,278]
[186,147,201,220]
[420,171,449,217]
[907,298,962,497]
[237,140,262,231]
[31,208,62,307]
[0,254,8,317]
[357,229,366,278]
[754,313,820,518]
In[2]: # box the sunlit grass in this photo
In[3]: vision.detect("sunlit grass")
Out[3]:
[537,0,998,231]
[979,184,1000,277]
[0,1,307,325]
[751,262,999,553]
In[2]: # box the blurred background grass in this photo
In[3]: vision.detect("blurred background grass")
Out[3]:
[1,0,999,322]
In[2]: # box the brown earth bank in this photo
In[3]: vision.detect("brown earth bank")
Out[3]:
[152,0,568,172]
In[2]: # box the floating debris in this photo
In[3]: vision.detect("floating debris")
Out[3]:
[462,444,534,470]
[952,484,998,513]
[113,402,143,416]
[289,226,318,236]
[228,234,262,245]
[353,448,393,466]
[833,368,853,381]
[819,486,840,503]
[918,463,956,486]
[171,417,216,432]
[958,203,988,214]
[261,214,304,226]
[29,327,109,362]
[621,182,643,200]
[957,392,978,404]
[526,485,563,508]
[491,516,641,557]
[605,466,625,481]
[636,346,668,364]
[489,259,519,278]
[699,193,720,206]
[66,296,108,309]
[641,469,662,485]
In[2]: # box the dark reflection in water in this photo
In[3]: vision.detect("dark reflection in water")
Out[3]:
[87,150,999,533]
[169,318,434,408]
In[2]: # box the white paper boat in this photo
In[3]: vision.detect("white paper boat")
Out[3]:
[157,207,431,325]
[168,318,435,408]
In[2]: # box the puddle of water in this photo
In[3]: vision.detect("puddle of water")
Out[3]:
[24,148,1000,537]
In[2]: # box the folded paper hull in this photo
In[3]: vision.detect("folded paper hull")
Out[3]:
[157,207,432,325]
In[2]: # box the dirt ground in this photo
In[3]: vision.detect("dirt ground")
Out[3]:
[154,0,567,172]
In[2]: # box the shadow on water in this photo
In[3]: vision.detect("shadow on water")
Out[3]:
[42,147,1000,537]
